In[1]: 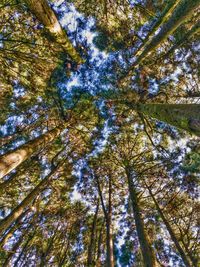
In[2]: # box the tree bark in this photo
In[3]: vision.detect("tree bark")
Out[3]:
[126,168,157,267]
[133,0,200,66]
[137,104,200,137]
[135,0,180,57]
[106,175,114,267]
[0,126,62,179]
[96,220,104,267]
[87,200,99,267]
[96,175,114,267]
[0,162,63,235]
[147,186,192,267]
[24,0,83,64]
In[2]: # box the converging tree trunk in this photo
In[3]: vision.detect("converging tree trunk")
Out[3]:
[133,0,199,67]
[137,104,200,137]
[135,0,179,57]
[147,186,193,267]
[87,200,99,267]
[0,126,62,179]
[96,175,115,267]
[0,162,63,235]
[24,0,83,64]
[125,167,157,267]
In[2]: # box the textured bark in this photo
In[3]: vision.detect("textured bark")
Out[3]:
[0,126,62,179]
[135,0,179,57]
[126,168,157,267]
[147,187,192,267]
[134,0,200,66]
[96,175,114,267]
[96,220,104,267]
[24,0,83,63]
[137,104,200,137]
[87,200,99,267]
[0,163,61,234]
[106,176,114,267]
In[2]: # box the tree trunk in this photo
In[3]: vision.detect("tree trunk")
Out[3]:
[134,0,199,66]
[106,176,114,267]
[135,0,179,57]
[147,186,192,267]
[126,168,157,267]
[87,200,99,266]
[137,104,200,137]
[24,0,83,64]
[96,220,104,267]
[0,126,62,179]
[96,175,114,267]
[0,162,62,235]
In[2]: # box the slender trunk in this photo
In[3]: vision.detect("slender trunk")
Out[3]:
[106,176,114,267]
[137,104,200,137]
[0,126,62,179]
[0,162,62,234]
[147,186,192,267]
[126,168,157,267]
[163,21,200,59]
[96,175,114,267]
[96,220,104,267]
[87,200,99,266]
[135,0,180,57]
[24,0,83,64]
[133,0,199,67]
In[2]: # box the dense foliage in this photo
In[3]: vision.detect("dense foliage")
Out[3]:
[0,0,199,266]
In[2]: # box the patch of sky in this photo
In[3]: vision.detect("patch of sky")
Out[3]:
[149,78,159,94]
[13,86,26,98]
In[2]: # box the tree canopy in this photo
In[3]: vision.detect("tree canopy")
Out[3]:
[0,0,199,266]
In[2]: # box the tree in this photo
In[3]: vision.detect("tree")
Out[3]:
[0,125,62,179]
[24,0,83,64]
[0,0,199,266]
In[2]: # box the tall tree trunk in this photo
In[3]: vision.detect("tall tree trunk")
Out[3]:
[126,168,157,267]
[135,0,180,57]
[96,175,114,267]
[137,104,200,137]
[147,186,192,267]
[0,161,63,234]
[105,175,114,267]
[24,0,83,64]
[96,220,104,267]
[133,0,199,67]
[87,200,99,267]
[0,126,62,179]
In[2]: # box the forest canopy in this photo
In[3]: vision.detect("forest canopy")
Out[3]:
[0,0,199,266]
